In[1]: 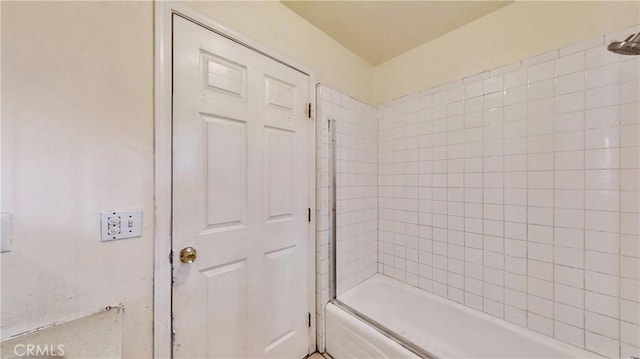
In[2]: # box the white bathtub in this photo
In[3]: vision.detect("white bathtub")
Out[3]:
[325,274,600,359]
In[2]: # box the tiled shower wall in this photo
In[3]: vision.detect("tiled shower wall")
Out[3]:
[378,25,639,358]
[315,85,378,350]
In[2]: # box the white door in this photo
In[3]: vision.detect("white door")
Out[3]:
[172,15,312,359]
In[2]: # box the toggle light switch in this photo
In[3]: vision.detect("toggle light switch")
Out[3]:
[101,209,142,242]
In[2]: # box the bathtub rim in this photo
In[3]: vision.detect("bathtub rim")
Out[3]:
[334,274,601,359]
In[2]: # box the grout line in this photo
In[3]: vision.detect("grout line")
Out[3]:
[582,50,588,352]
[616,64,622,358]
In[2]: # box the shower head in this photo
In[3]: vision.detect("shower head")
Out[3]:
[607,32,640,55]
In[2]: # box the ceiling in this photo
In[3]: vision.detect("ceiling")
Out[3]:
[281,1,512,65]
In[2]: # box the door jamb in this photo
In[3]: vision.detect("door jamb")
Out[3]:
[153,2,317,357]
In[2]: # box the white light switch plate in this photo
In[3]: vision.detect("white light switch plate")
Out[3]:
[1,213,11,252]
[101,209,142,242]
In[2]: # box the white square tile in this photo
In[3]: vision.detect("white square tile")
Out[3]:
[484,76,504,94]
[528,61,555,83]
[585,291,619,318]
[621,124,640,147]
[448,101,464,117]
[504,85,528,106]
[620,169,639,191]
[504,155,527,172]
[528,189,553,207]
[465,96,483,114]
[528,312,554,336]
[505,238,527,258]
[505,305,527,326]
[484,298,505,318]
[585,230,619,255]
[528,98,554,118]
[529,259,553,280]
[621,57,640,82]
[528,133,554,152]
[528,171,554,189]
[585,148,620,169]
[484,123,504,141]
[621,321,639,347]
[555,302,585,327]
[585,126,620,149]
[528,153,554,171]
[585,105,620,129]
[555,170,585,190]
[528,79,554,101]
[556,92,585,114]
[504,120,527,139]
[484,92,504,111]
[556,52,586,76]
[621,298,640,325]
[621,256,640,279]
[528,207,553,226]
[554,131,584,152]
[585,210,619,232]
[504,102,527,122]
[505,205,527,223]
[620,102,640,126]
[554,283,584,307]
[484,156,504,172]
[585,311,620,339]
[504,138,527,155]
[585,271,619,296]
[555,149,585,170]
[585,331,620,358]
[465,81,483,99]
[555,265,584,289]
[555,246,584,268]
[505,68,528,89]
[620,233,640,258]
[528,294,554,317]
[555,72,585,95]
[585,85,620,109]
[554,227,584,249]
[555,111,585,133]
[585,251,619,276]
[585,63,620,89]
[528,242,553,262]
[586,169,619,190]
[621,146,640,169]
[585,190,619,211]
[555,208,585,229]
[506,257,527,276]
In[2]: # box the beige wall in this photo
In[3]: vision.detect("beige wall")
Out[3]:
[188,1,375,105]
[0,1,374,357]
[1,1,154,357]
[373,1,640,104]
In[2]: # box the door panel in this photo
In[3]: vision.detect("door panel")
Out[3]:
[172,15,311,359]
[264,127,295,221]
[202,114,247,230]
[202,259,248,358]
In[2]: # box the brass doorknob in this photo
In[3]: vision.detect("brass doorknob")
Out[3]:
[180,247,197,263]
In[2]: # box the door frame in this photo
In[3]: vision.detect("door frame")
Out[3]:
[153,2,317,357]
